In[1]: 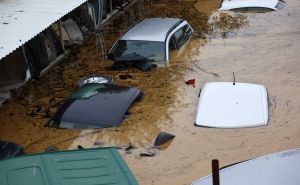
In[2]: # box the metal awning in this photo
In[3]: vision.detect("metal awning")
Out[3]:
[0,0,87,60]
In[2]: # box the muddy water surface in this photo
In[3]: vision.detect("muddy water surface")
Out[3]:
[1,0,300,184]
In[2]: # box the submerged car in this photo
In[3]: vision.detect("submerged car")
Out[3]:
[192,148,300,185]
[107,18,194,70]
[195,82,268,128]
[219,0,287,12]
[46,83,143,129]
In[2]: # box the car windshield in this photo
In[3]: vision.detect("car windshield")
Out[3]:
[110,40,166,62]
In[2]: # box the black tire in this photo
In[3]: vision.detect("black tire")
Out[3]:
[76,75,113,88]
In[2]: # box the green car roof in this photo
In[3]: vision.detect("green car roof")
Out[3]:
[0,147,138,185]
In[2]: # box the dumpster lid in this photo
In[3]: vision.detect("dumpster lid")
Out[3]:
[0,147,138,185]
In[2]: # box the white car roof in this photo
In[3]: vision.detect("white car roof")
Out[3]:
[195,82,268,128]
[192,148,300,185]
[120,18,182,42]
[219,0,279,10]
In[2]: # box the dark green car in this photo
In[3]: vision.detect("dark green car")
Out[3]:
[46,83,143,129]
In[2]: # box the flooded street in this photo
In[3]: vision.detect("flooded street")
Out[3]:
[1,0,300,184]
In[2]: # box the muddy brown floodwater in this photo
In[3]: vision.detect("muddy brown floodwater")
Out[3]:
[1,0,300,184]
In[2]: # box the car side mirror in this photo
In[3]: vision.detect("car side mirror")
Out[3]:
[107,53,115,60]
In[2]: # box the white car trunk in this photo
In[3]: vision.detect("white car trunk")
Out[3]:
[195,82,268,128]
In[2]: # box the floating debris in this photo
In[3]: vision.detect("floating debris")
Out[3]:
[154,132,175,146]
[185,79,196,87]
[76,75,113,88]
[45,146,58,152]
[140,151,156,157]
[77,145,84,149]
[125,143,137,154]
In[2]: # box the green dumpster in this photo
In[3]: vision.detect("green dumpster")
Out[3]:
[0,147,138,185]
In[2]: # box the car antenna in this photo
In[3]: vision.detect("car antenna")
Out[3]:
[212,159,220,185]
[233,72,236,85]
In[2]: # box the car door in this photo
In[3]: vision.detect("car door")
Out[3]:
[165,21,194,65]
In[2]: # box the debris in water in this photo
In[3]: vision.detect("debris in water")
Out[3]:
[154,132,175,146]
[45,146,58,152]
[185,79,196,87]
[140,151,156,157]
[76,75,113,88]
[93,141,105,146]
[77,145,84,149]
[125,143,137,154]
[119,74,132,80]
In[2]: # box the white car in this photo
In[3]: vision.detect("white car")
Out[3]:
[219,0,286,11]
[195,82,268,128]
[107,18,193,70]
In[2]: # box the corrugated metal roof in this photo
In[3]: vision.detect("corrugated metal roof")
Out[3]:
[0,0,87,60]
[0,147,138,185]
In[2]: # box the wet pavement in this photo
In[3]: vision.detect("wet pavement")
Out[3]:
[1,0,300,184]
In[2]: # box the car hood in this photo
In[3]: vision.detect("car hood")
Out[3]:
[46,84,142,129]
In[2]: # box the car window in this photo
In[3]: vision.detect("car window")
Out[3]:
[174,29,184,41]
[110,40,166,62]
[169,37,176,50]
[173,25,193,48]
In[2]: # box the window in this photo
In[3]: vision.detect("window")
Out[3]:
[110,40,166,62]
[173,25,193,48]
[169,37,176,50]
